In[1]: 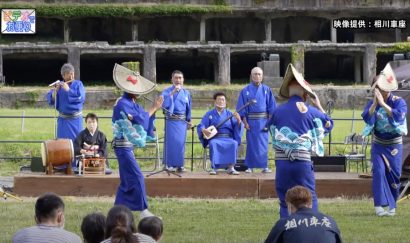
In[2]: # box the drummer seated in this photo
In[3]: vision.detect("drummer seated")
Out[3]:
[74,113,112,175]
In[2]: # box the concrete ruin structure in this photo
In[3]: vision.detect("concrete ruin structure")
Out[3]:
[0,0,409,86]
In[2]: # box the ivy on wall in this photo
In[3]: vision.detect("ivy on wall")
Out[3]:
[0,3,232,18]
[377,42,410,53]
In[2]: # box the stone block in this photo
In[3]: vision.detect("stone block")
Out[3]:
[125,41,144,45]
[207,41,221,45]
[187,41,200,45]
[241,41,256,44]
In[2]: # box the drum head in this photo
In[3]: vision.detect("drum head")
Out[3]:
[40,142,47,166]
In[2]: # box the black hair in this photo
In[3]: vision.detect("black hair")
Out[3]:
[171,70,184,78]
[213,92,226,100]
[81,213,106,243]
[138,216,163,241]
[105,205,139,243]
[85,113,98,122]
[35,193,65,223]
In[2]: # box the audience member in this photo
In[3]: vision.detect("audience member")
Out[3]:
[12,192,82,243]
[138,216,163,242]
[265,186,342,243]
[81,212,106,243]
[102,205,139,243]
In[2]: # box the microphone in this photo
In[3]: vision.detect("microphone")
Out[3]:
[48,80,61,87]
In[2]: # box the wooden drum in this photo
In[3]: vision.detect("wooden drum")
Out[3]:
[41,139,74,174]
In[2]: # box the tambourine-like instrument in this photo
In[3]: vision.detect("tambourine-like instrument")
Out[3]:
[203,99,256,139]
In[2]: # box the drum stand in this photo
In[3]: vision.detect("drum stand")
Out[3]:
[0,186,22,201]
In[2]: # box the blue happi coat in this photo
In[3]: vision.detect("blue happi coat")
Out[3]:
[197,108,243,169]
[161,85,192,168]
[265,207,342,243]
[236,82,276,169]
[267,96,334,218]
[112,93,150,211]
[362,94,407,209]
[46,80,85,141]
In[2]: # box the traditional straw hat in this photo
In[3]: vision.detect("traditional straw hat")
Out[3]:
[113,63,157,95]
[279,64,315,99]
[372,63,398,92]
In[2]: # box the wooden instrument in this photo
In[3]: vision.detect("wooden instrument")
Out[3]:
[203,99,256,139]
[41,139,74,175]
[81,157,106,175]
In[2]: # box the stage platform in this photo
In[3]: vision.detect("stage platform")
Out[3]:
[13,172,372,199]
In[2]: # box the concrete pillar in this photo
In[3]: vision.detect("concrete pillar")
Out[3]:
[395,28,401,42]
[67,47,80,80]
[265,18,272,42]
[64,19,70,43]
[143,46,156,82]
[331,20,337,43]
[132,20,138,41]
[200,17,206,43]
[354,55,361,83]
[291,44,305,75]
[363,44,377,84]
[213,56,219,83]
[217,46,230,85]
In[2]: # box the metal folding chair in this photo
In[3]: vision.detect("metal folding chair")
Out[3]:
[343,134,370,173]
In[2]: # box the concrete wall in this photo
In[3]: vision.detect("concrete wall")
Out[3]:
[0,86,371,110]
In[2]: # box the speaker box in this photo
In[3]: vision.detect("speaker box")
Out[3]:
[31,157,45,172]
[311,156,346,172]
[234,158,248,171]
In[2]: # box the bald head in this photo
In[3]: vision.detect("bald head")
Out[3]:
[250,67,263,85]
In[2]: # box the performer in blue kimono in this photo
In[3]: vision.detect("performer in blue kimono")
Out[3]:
[112,67,163,217]
[236,67,276,173]
[265,186,342,243]
[161,70,192,172]
[46,63,86,168]
[112,92,163,217]
[267,64,333,218]
[197,92,243,175]
[361,64,407,217]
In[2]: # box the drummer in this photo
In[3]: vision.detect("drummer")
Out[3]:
[74,113,112,174]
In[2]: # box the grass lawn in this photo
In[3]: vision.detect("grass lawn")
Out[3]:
[0,108,368,176]
[1,197,410,243]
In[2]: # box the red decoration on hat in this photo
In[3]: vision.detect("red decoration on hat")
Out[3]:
[127,75,138,85]
[386,75,393,83]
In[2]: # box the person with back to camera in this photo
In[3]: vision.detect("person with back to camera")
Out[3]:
[138,216,164,242]
[12,192,82,243]
[81,212,106,243]
[265,185,342,243]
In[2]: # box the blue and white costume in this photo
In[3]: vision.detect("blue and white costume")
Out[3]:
[46,80,86,142]
[267,96,333,218]
[197,108,243,169]
[112,93,150,211]
[161,85,192,168]
[362,94,407,210]
[236,83,276,169]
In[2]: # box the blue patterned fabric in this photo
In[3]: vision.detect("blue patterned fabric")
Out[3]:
[267,95,333,218]
[112,93,152,211]
[361,93,407,209]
